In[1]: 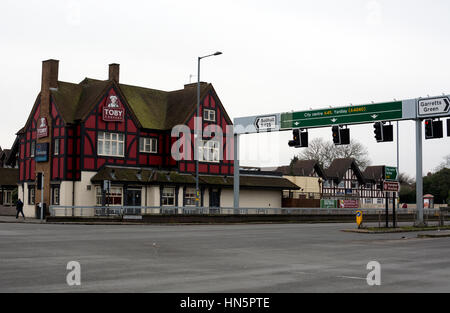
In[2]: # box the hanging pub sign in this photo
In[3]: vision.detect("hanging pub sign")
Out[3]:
[35,143,49,162]
[102,94,125,122]
[37,117,49,138]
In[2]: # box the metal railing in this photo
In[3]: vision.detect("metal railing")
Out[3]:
[49,205,445,218]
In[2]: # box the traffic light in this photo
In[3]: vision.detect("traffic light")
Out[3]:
[373,122,393,142]
[383,124,394,142]
[288,129,308,148]
[332,126,350,145]
[340,128,350,145]
[425,119,443,139]
[332,126,340,144]
[447,119,450,137]
[37,173,43,190]
[433,120,443,138]
[288,129,300,147]
[425,119,433,138]
[373,122,383,142]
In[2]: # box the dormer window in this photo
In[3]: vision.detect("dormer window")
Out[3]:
[203,109,216,122]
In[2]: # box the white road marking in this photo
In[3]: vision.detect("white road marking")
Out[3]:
[336,275,366,280]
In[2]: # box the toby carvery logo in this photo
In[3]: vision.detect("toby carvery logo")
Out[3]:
[103,95,125,122]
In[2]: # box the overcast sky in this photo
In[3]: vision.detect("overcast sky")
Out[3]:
[1,0,449,177]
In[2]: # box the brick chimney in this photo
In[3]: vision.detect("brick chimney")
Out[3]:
[36,59,59,212]
[41,59,59,91]
[109,63,120,82]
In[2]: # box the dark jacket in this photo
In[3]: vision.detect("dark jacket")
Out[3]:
[16,200,24,211]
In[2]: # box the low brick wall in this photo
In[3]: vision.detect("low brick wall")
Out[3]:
[46,213,438,224]
[0,205,16,216]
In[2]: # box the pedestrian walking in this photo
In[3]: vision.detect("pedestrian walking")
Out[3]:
[16,199,25,219]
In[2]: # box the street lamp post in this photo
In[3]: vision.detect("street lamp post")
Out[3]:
[196,51,222,207]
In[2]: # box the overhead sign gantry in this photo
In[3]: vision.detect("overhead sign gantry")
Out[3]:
[233,94,450,226]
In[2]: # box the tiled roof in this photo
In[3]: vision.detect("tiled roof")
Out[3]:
[325,158,364,183]
[46,78,224,130]
[0,168,18,186]
[363,166,385,182]
[276,160,325,177]
[90,166,299,190]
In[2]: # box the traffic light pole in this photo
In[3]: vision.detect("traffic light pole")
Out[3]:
[40,173,44,221]
[415,119,425,226]
[233,134,240,209]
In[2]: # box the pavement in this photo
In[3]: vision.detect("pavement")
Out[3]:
[0,222,449,293]
[0,216,45,224]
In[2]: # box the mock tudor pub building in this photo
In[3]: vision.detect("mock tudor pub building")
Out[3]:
[16,60,297,216]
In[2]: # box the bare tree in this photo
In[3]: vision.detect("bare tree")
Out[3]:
[296,138,371,170]
[398,172,415,185]
[435,154,450,172]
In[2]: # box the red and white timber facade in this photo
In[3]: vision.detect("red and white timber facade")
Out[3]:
[16,60,297,216]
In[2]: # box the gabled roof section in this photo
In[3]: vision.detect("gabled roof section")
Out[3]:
[51,78,112,124]
[48,78,223,130]
[363,166,385,182]
[276,160,325,178]
[325,158,364,183]
[17,93,41,135]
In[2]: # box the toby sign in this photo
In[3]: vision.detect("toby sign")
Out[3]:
[103,95,125,122]
[37,117,49,138]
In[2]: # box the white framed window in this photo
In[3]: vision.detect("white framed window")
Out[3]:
[98,132,124,157]
[28,186,35,205]
[51,186,60,205]
[364,198,372,204]
[139,137,158,154]
[30,141,35,158]
[184,187,196,206]
[203,109,216,122]
[95,187,102,206]
[3,190,13,205]
[161,187,176,206]
[198,140,220,163]
[96,186,123,206]
[377,198,383,204]
[54,139,60,156]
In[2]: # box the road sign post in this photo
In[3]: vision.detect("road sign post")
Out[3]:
[415,119,424,226]
[385,166,398,181]
[393,192,397,228]
[418,97,450,117]
[233,94,450,225]
[281,101,403,130]
[233,134,240,209]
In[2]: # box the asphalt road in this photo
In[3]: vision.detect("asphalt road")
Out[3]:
[0,222,449,293]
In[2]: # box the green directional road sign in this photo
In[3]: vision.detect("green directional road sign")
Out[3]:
[280,101,402,129]
[385,166,398,181]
